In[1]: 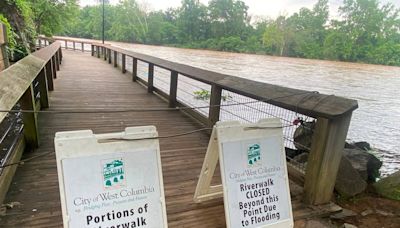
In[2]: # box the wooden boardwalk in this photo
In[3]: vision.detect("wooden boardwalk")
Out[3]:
[0,50,337,227]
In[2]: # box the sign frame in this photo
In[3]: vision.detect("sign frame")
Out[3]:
[194,119,293,228]
[55,126,168,228]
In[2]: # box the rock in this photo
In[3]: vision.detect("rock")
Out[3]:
[3,202,22,209]
[375,209,394,217]
[345,141,371,151]
[360,209,373,216]
[373,170,400,200]
[305,219,332,228]
[335,156,367,197]
[293,153,309,163]
[285,147,302,159]
[343,148,382,182]
[330,208,357,220]
[342,223,358,228]
[353,141,371,151]
[293,121,315,151]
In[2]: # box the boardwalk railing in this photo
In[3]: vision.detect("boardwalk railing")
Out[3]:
[0,41,62,204]
[44,37,358,205]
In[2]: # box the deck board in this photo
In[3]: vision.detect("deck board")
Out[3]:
[0,50,339,227]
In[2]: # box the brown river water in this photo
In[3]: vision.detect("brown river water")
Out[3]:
[58,37,400,176]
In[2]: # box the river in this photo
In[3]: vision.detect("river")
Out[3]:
[58,37,400,176]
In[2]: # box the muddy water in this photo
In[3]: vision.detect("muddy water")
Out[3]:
[58,37,400,176]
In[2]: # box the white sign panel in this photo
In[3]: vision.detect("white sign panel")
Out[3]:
[217,119,293,228]
[55,126,168,228]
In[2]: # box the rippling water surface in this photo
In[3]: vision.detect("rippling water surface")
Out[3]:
[58,37,400,176]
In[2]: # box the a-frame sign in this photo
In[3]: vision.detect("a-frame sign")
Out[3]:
[194,119,293,228]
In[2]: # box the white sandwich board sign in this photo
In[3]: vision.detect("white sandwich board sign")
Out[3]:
[194,119,293,228]
[55,126,168,228]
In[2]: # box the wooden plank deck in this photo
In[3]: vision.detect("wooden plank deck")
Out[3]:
[0,50,339,227]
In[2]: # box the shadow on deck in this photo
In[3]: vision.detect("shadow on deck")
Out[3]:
[0,50,340,227]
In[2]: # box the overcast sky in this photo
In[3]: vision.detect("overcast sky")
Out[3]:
[79,0,400,19]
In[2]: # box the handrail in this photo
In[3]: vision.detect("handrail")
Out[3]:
[0,55,44,123]
[53,38,358,119]
[0,41,62,204]
[1,41,62,146]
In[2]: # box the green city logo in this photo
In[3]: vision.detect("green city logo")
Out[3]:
[247,143,261,166]
[103,159,125,189]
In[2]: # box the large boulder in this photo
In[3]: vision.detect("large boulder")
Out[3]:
[373,171,400,200]
[343,148,382,182]
[335,156,367,197]
[293,121,315,151]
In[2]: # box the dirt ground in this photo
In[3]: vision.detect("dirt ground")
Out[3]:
[294,192,400,228]
[334,193,400,228]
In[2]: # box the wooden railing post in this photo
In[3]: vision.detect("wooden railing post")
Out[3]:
[81,42,84,52]
[58,48,63,63]
[169,71,178,107]
[304,113,353,205]
[122,54,126,73]
[91,45,94,56]
[108,49,112,64]
[73,41,76,50]
[103,47,106,60]
[38,39,42,48]
[20,85,39,148]
[45,61,54,91]
[96,46,100,58]
[37,68,49,108]
[113,51,118,67]
[51,55,57,79]
[65,40,68,49]
[148,63,154,93]
[55,51,60,71]
[208,85,222,128]
[132,58,137,81]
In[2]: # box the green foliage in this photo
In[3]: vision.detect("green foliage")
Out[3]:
[0,14,17,53]
[194,89,210,100]
[0,0,37,60]
[29,0,79,36]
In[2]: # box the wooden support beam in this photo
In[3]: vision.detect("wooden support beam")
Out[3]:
[103,47,107,60]
[81,42,84,52]
[122,54,126,73]
[37,68,49,108]
[304,114,352,205]
[58,48,63,63]
[132,58,137,81]
[65,40,68,49]
[51,56,57,79]
[38,39,42,48]
[147,63,154,93]
[45,61,54,91]
[96,46,100,58]
[108,49,112,64]
[20,85,39,148]
[169,71,178,108]
[73,41,75,50]
[55,51,60,71]
[113,51,118,67]
[208,85,222,128]
[91,45,94,56]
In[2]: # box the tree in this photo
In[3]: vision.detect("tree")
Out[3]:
[208,0,250,38]
[176,0,209,42]
[29,0,78,36]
